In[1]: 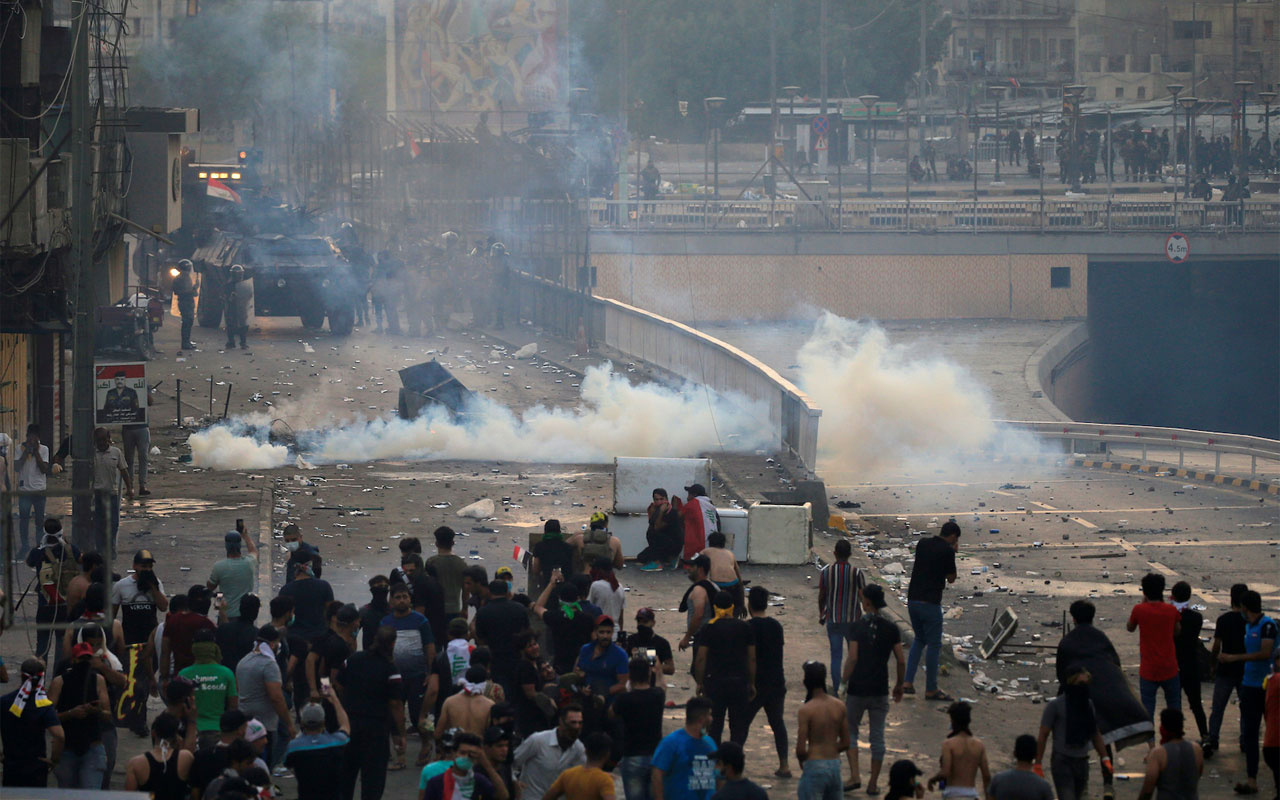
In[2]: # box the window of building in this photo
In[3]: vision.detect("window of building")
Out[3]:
[1012,38,1023,62]
[1137,86,1146,99]
[1048,38,1058,61]
[1239,20,1252,45]
[1060,39,1074,64]
[1115,86,1125,98]
[1107,55,1126,72]
[1029,38,1042,62]
[1172,20,1211,40]
[1050,267,1072,289]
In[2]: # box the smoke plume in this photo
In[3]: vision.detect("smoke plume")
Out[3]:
[189,364,774,469]
[795,313,1029,477]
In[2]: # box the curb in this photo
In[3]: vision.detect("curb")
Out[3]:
[993,453,1279,495]
[258,486,276,597]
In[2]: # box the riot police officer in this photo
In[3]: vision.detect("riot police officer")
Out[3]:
[173,259,198,351]
[224,264,253,350]
[489,242,511,329]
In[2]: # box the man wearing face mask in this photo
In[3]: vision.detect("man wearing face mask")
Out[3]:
[282,524,318,586]
[422,731,509,800]
[279,554,334,641]
[360,575,392,650]
[625,608,676,677]
[235,625,296,762]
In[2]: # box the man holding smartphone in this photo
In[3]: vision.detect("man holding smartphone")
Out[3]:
[208,522,257,620]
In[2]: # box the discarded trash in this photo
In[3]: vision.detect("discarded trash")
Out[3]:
[514,343,538,358]
[149,446,161,456]
[882,562,905,575]
[456,498,496,519]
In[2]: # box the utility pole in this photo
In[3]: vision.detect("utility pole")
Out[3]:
[1232,0,1239,86]
[70,0,96,551]
[819,0,828,174]
[618,0,629,220]
[768,0,778,198]
[919,0,928,153]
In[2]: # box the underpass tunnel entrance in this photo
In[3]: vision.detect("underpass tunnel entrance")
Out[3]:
[1084,259,1280,438]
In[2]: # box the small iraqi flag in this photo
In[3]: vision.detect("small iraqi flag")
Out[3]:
[408,136,421,159]
[512,544,531,569]
[207,177,242,203]
[1008,77,1021,89]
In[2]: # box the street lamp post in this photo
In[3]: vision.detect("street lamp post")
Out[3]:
[1234,80,1254,174]
[1180,96,1198,191]
[858,94,879,192]
[1259,90,1277,172]
[1064,84,1087,192]
[783,86,800,169]
[989,86,1005,182]
[704,97,726,199]
[1167,83,1183,199]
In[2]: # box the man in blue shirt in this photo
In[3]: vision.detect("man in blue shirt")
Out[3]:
[382,581,436,762]
[576,615,628,704]
[1220,589,1276,795]
[652,697,718,800]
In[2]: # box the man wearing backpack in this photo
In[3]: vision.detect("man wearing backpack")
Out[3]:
[573,512,623,573]
[25,517,81,663]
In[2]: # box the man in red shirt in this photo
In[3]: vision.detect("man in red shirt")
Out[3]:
[1126,573,1183,723]
[160,589,217,693]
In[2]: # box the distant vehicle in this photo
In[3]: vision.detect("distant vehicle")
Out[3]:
[192,231,361,335]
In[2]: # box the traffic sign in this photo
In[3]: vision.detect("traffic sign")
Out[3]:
[1165,232,1190,263]
[812,115,829,135]
[814,134,828,152]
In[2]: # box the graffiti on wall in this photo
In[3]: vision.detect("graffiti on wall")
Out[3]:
[396,0,560,114]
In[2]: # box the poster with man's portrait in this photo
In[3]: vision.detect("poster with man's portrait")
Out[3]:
[95,362,147,425]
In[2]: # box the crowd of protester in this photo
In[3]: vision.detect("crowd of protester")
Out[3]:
[1,505,1277,800]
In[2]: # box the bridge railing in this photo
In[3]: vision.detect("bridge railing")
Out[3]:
[999,420,1280,477]
[590,198,1280,233]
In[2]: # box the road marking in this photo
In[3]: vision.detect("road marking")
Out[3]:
[990,490,1017,497]
[1071,517,1098,528]
[1110,538,1139,553]
[1031,501,1058,510]
[978,537,1279,551]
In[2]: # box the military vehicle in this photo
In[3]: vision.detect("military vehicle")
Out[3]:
[192,231,362,335]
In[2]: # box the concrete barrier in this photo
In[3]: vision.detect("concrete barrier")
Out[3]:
[512,274,823,476]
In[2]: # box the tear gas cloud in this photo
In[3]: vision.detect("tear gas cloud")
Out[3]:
[795,313,1040,478]
[189,364,775,469]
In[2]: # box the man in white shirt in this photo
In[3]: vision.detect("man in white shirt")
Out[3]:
[15,424,50,553]
[512,703,585,799]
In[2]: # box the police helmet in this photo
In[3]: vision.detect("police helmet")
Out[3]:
[177,258,194,271]
[441,231,459,247]
[339,221,355,231]
[489,242,507,257]
[229,264,245,275]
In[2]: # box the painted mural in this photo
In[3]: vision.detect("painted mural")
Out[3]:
[396,0,560,114]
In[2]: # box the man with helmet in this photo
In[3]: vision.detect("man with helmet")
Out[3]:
[435,232,462,331]
[172,259,198,351]
[224,265,253,350]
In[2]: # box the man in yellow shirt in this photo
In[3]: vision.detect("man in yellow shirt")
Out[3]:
[542,732,616,800]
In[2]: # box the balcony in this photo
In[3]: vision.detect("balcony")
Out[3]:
[951,0,1073,20]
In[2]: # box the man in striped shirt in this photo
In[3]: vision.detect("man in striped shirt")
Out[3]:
[818,540,864,693]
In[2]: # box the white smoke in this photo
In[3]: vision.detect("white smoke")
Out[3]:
[795,313,1035,477]
[189,364,774,469]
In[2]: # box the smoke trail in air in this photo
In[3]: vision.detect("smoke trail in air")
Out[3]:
[189,364,775,469]
[795,312,1042,478]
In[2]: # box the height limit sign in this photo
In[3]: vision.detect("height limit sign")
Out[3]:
[1165,232,1190,263]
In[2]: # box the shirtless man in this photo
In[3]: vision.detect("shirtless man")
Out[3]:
[438,665,496,739]
[928,702,991,800]
[797,661,850,800]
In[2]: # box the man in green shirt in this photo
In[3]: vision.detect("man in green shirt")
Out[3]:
[427,526,468,617]
[179,629,238,750]
[208,525,258,619]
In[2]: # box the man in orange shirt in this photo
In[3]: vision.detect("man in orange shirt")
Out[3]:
[1126,573,1183,723]
[542,731,616,800]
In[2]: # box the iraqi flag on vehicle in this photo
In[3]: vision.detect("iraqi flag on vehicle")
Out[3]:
[207,176,242,203]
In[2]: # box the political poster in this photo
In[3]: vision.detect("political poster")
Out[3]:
[95,362,147,425]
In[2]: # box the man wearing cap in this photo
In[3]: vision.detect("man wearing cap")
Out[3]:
[48,641,112,788]
[179,628,239,751]
[112,548,168,733]
[576,615,630,705]
[282,523,319,586]
[680,484,719,563]
[1,658,65,787]
[285,692,351,800]
[625,607,676,677]
[208,522,257,620]
[842,584,906,795]
[188,708,248,796]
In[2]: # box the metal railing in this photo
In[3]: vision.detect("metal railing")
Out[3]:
[999,420,1280,477]
[590,198,1280,233]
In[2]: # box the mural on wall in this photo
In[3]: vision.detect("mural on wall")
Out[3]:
[396,0,560,114]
